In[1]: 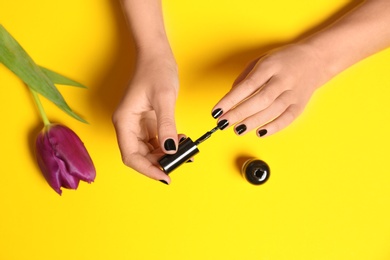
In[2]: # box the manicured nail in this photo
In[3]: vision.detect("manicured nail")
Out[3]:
[186,158,194,163]
[217,119,229,130]
[235,124,247,135]
[164,138,176,151]
[179,137,186,143]
[212,108,223,119]
[258,129,267,137]
[159,180,169,185]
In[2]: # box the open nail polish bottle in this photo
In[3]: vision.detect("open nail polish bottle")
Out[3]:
[158,125,220,174]
[241,159,270,185]
[158,137,199,173]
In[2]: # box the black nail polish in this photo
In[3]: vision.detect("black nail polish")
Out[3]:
[159,137,199,174]
[236,124,247,135]
[212,108,223,119]
[217,119,229,130]
[258,129,267,137]
[179,137,186,143]
[159,180,169,185]
[158,125,219,174]
[164,138,176,151]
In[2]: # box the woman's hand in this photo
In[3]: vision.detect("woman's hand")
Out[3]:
[112,54,179,184]
[213,0,390,138]
[212,43,330,137]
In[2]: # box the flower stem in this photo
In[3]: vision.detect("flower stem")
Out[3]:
[31,90,50,126]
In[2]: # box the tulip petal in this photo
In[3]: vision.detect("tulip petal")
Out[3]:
[57,157,80,190]
[48,124,96,183]
[36,130,63,195]
[35,124,96,195]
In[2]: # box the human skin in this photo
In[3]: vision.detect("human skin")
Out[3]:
[213,0,390,137]
[113,0,390,183]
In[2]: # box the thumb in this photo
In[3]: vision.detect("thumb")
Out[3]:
[154,89,178,154]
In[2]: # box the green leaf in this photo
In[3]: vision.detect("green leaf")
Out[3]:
[0,24,86,123]
[39,66,87,88]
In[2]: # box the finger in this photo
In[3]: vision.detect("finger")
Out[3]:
[151,133,188,156]
[256,105,301,137]
[232,58,260,87]
[124,152,171,183]
[148,136,159,150]
[153,88,178,154]
[142,112,159,150]
[119,135,169,182]
[233,90,293,135]
[113,115,170,183]
[178,134,187,143]
[218,77,285,129]
[211,59,274,119]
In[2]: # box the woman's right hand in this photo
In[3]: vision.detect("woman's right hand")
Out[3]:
[112,52,179,184]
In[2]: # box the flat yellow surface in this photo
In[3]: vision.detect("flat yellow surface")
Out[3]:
[1,1,390,259]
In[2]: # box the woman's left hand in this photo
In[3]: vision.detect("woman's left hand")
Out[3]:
[212,43,331,137]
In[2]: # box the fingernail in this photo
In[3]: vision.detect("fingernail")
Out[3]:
[258,129,267,137]
[186,158,194,163]
[164,138,176,151]
[217,119,229,130]
[236,124,247,135]
[179,137,186,143]
[159,180,169,185]
[212,108,223,119]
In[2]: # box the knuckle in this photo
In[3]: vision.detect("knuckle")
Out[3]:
[270,109,297,133]
[260,55,279,71]
[260,94,271,106]
[259,89,275,106]
[231,109,245,122]
[155,86,177,100]
[158,115,175,131]
[111,110,121,125]
[283,108,298,124]
[243,76,255,87]
[224,96,238,110]
[285,111,296,124]
[242,76,259,91]
[277,94,291,109]
[121,154,134,168]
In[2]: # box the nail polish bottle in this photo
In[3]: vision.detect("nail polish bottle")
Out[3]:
[241,159,270,185]
[158,137,199,174]
[158,125,221,174]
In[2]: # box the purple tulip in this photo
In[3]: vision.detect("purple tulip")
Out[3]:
[35,124,96,195]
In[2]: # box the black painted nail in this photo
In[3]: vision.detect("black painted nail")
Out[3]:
[236,124,247,135]
[164,138,176,151]
[212,108,223,119]
[159,180,169,185]
[186,158,194,163]
[258,129,267,137]
[179,137,186,143]
[217,119,229,130]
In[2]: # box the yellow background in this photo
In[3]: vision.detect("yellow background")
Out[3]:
[1,0,390,259]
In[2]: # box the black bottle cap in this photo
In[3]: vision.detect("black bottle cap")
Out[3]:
[158,137,199,174]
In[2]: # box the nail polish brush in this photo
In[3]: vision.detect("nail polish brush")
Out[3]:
[194,125,220,145]
[158,125,221,174]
